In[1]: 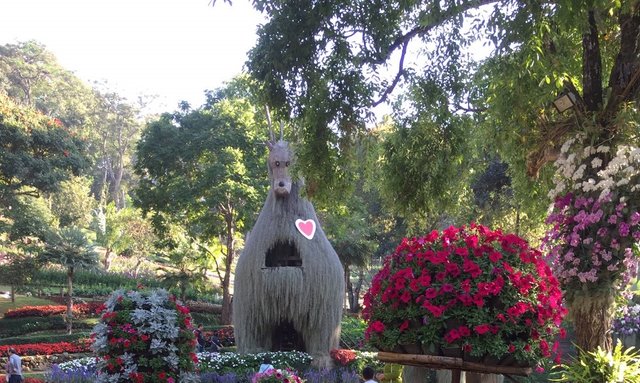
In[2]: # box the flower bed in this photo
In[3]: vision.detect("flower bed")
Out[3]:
[0,340,90,356]
[252,368,304,383]
[363,224,567,367]
[4,303,103,319]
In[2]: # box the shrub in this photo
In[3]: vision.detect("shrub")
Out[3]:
[0,332,90,346]
[0,340,90,356]
[551,341,640,382]
[4,303,103,318]
[91,288,199,383]
[197,351,312,375]
[0,317,97,338]
[339,316,367,350]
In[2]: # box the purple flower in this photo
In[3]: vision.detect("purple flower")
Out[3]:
[619,222,630,237]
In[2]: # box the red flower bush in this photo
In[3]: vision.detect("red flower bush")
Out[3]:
[5,303,103,318]
[330,349,357,366]
[363,224,567,366]
[0,340,90,356]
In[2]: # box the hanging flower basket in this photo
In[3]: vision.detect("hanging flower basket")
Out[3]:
[363,224,567,367]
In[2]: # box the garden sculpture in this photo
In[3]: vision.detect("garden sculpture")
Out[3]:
[232,113,345,369]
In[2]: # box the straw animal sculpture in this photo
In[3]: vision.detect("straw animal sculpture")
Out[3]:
[232,118,344,369]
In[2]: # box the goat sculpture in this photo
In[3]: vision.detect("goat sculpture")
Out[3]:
[232,116,344,369]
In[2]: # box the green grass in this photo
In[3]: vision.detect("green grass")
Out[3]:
[0,295,56,317]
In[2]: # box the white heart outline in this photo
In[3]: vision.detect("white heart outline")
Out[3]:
[295,219,316,240]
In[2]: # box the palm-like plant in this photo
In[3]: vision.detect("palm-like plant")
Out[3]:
[39,226,98,334]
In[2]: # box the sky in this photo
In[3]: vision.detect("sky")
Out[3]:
[0,0,265,113]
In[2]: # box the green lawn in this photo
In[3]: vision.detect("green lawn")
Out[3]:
[0,294,56,318]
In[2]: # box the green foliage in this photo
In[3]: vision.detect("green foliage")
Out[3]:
[0,316,97,338]
[0,93,89,201]
[0,253,38,296]
[339,316,367,350]
[0,331,90,346]
[39,227,99,271]
[50,176,95,228]
[551,341,640,383]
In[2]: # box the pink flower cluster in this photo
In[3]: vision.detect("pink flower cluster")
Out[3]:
[544,192,640,289]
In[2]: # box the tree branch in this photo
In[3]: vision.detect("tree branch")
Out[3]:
[373,0,501,65]
[604,2,640,117]
[372,40,409,107]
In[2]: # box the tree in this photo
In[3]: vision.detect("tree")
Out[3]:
[0,93,88,204]
[246,0,640,352]
[93,203,157,272]
[0,252,38,303]
[50,176,95,228]
[135,77,267,324]
[93,91,144,210]
[0,41,101,145]
[39,227,98,334]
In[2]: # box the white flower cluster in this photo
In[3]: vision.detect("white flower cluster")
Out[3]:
[56,356,99,373]
[549,134,640,202]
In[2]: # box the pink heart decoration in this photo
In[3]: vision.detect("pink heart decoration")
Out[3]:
[295,219,316,240]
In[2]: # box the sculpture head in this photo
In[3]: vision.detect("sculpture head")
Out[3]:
[267,140,292,198]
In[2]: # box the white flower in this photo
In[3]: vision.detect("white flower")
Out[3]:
[591,157,603,168]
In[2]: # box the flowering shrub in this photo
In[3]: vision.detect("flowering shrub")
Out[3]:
[330,349,357,366]
[251,368,304,383]
[4,303,103,318]
[363,224,566,366]
[91,289,199,383]
[613,303,640,336]
[544,134,640,294]
[0,340,90,355]
[197,351,312,374]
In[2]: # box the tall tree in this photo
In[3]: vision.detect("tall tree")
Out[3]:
[0,93,88,205]
[135,77,267,324]
[0,40,100,145]
[93,91,144,210]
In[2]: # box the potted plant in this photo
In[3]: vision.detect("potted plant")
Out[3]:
[363,224,567,367]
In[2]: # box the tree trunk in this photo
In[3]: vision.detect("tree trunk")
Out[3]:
[345,264,353,310]
[352,268,365,313]
[220,210,235,325]
[582,9,603,112]
[103,247,113,271]
[10,284,15,303]
[66,267,74,335]
[113,155,125,210]
[569,289,615,353]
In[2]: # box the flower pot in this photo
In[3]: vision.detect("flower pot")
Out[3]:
[399,342,423,354]
[441,345,463,358]
[483,354,503,366]
[463,351,483,363]
[420,342,441,356]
